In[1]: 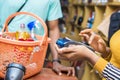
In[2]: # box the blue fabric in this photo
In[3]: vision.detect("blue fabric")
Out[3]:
[0,0,62,35]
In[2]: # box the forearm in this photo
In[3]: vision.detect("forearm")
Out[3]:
[86,51,100,66]
[85,50,108,73]
[49,26,60,60]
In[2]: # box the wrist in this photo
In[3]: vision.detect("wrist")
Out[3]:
[52,59,61,64]
[101,47,110,58]
[89,52,100,65]
[86,51,100,65]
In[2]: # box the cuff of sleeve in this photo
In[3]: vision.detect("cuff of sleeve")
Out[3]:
[104,52,112,61]
[94,57,108,74]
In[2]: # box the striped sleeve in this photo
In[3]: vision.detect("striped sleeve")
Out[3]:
[102,63,120,80]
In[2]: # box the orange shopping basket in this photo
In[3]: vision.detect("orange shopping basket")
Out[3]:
[0,12,51,79]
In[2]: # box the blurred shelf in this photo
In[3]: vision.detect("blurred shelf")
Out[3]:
[64,0,120,41]
[108,2,120,6]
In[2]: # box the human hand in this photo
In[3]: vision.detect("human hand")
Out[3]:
[52,61,75,76]
[55,44,99,66]
[55,44,94,61]
[79,29,107,55]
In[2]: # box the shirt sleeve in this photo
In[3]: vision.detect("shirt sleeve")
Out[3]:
[94,58,108,74]
[94,58,120,80]
[47,0,63,21]
[102,63,120,80]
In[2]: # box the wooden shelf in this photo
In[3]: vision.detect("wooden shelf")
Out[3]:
[92,6,106,32]
[95,3,107,6]
[108,2,120,6]
[61,0,120,41]
[59,1,120,80]
[81,6,94,28]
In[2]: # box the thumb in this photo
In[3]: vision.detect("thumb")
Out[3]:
[54,68,62,76]
[59,72,62,76]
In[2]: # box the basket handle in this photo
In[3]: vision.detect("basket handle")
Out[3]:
[2,12,48,46]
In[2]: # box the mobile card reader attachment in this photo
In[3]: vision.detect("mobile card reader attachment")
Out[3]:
[56,37,95,52]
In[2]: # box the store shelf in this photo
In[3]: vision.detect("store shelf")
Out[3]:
[108,2,120,6]
[95,3,107,6]
[61,0,120,41]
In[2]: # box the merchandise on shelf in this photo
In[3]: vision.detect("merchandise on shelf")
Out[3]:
[87,11,95,29]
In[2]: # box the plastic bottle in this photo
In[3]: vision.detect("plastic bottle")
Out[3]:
[27,21,38,41]
[15,23,30,41]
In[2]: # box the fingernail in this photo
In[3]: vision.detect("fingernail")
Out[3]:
[88,41,91,44]
[59,73,62,76]
[73,74,75,77]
